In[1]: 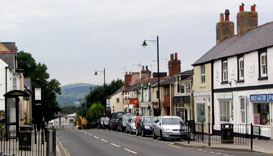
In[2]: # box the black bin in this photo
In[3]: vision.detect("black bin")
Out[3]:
[221,123,234,144]
[19,125,33,151]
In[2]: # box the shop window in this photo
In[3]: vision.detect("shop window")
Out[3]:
[253,103,269,125]
[219,100,231,122]
[197,103,205,122]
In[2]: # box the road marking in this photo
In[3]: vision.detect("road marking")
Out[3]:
[57,136,71,156]
[223,154,229,156]
[209,151,215,154]
[101,139,108,143]
[124,148,138,155]
[94,136,99,139]
[88,134,93,136]
[216,153,222,155]
[110,143,120,147]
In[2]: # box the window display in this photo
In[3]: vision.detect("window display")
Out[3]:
[253,103,269,125]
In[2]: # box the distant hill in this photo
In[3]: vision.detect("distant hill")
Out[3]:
[57,83,97,107]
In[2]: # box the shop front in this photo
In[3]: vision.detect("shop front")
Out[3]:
[250,94,272,139]
[173,96,192,122]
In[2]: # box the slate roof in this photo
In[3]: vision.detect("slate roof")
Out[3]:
[193,21,273,66]
[110,86,126,97]
[0,53,15,70]
[125,82,141,92]
[152,76,176,87]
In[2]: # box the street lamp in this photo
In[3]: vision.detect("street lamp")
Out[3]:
[94,68,106,86]
[142,35,161,116]
[94,68,107,116]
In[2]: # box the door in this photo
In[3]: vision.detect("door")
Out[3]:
[176,108,188,122]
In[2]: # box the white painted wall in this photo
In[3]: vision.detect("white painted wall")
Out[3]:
[0,59,13,111]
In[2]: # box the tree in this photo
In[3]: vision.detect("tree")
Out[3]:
[86,102,105,122]
[61,105,78,114]
[80,79,123,118]
[17,51,61,122]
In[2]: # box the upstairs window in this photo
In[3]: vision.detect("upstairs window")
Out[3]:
[185,83,191,93]
[200,65,205,83]
[180,85,184,93]
[238,56,244,81]
[222,59,228,82]
[259,51,267,78]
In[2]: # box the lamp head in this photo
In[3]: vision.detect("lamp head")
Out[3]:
[142,40,148,48]
[94,71,98,75]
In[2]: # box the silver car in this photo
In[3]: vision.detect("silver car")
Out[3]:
[152,116,189,140]
[125,116,136,134]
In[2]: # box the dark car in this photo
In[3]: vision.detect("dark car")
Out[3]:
[109,112,130,131]
[117,115,131,132]
[136,116,155,137]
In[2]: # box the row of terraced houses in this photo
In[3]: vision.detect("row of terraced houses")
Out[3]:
[108,4,273,139]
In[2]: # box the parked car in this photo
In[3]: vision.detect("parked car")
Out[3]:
[98,117,106,129]
[125,116,136,134]
[136,116,155,136]
[103,117,110,129]
[109,112,130,131]
[117,115,131,132]
[152,116,189,140]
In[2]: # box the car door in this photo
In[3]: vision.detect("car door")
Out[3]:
[154,117,161,136]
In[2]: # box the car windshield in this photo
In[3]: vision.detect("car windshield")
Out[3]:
[131,117,136,123]
[143,117,154,123]
[105,118,109,121]
[162,118,182,125]
[123,116,130,122]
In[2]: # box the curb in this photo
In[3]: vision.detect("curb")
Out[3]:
[173,142,255,153]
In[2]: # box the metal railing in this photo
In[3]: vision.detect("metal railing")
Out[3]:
[183,121,254,150]
[0,125,56,156]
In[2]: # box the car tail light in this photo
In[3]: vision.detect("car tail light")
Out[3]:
[114,121,118,125]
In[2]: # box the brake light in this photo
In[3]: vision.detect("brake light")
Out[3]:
[114,121,118,125]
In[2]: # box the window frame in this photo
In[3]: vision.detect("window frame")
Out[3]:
[237,56,244,82]
[258,49,268,79]
[219,100,231,122]
[240,97,246,123]
[200,65,205,83]
[222,59,228,83]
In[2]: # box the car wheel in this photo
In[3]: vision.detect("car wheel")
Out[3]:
[141,130,145,137]
[160,131,165,141]
[153,130,157,139]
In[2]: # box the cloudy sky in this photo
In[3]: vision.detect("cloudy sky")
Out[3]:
[0,0,272,86]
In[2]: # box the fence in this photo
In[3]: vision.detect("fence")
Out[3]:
[0,125,56,156]
[184,121,254,149]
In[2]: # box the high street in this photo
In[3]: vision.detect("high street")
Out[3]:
[57,129,270,156]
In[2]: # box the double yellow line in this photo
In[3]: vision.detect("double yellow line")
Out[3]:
[57,136,71,156]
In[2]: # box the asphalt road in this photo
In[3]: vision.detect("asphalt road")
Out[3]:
[57,129,271,156]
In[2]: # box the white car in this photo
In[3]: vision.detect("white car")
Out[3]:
[152,116,189,140]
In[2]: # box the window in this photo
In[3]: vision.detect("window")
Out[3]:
[219,100,231,122]
[13,78,17,90]
[201,65,205,83]
[116,98,120,103]
[222,59,228,82]
[148,85,151,102]
[197,103,205,122]
[240,97,246,123]
[253,103,269,125]
[180,85,184,93]
[259,51,267,78]
[238,57,244,81]
[185,83,191,93]
[177,83,180,93]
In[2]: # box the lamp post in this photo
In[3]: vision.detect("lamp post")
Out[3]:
[142,36,161,116]
[94,68,106,116]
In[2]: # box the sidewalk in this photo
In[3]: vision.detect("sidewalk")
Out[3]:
[174,139,273,154]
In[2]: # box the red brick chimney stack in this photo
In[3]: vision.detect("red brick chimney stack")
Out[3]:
[168,52,181,76]
[237,4,258,37]
[125,72,132,88]
[239,3,244,12]
[216,9,234,44]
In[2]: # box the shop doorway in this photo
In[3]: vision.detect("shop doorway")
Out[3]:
[176,108,188,122]
[271,104,273,139]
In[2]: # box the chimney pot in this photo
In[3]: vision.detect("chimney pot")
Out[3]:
[220,13,224,22]
[240,3,244,12]
[170,54,174,60]
[225,9,230,21]
[175,53,178,60]
[251,4,256,12]
[146,65,148,70]
[142,66,144,71]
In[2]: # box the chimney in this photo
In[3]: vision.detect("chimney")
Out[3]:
[237,4,258,37]
[216,9,234,43]
[125,72,132,88]
[168,53,181,76]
